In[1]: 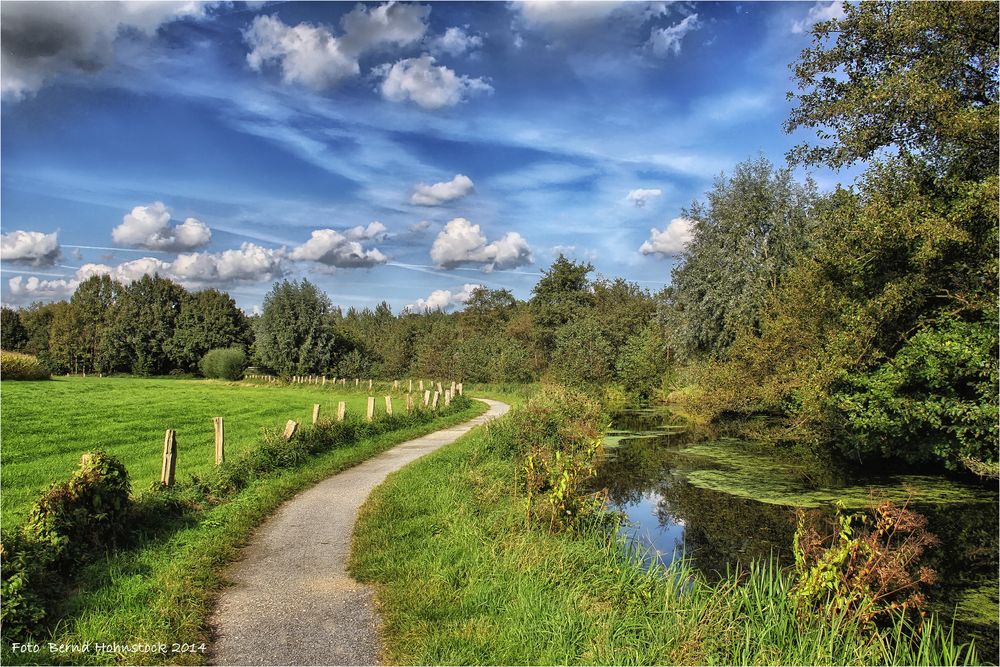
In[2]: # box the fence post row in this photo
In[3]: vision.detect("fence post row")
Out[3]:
[214,417,225,465]
[161,429,177,486]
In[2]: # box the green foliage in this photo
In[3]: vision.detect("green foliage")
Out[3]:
[24,451,132,561]
[529,254,594,352]
[106,274,187,375]
[836,314,999,472]
[665,155,820,357]
[786,1,998,180]
[793,501,938,625]
[615,320,672,397]
[168,289,251,371]
[0,351,50,380]
[254,279,338,375]
[549,315,615,386]
[199,347,247,381]
[1,307,28,351]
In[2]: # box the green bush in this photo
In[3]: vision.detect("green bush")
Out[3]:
[25,451,132,561]
[0,350,50,380]
[199,347,246,380]
[3,452,131,639]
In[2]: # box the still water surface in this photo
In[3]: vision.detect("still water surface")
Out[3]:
[595,408,999,662]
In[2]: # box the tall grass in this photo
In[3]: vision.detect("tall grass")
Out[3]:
[350,395,978,666]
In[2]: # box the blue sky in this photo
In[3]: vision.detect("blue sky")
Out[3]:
[0,0,849,313]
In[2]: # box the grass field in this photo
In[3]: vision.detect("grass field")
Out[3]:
[0,376,416,527]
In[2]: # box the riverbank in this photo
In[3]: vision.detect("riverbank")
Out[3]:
[350,388,980,665]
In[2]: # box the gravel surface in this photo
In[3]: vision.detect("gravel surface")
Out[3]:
[210,399,510,666]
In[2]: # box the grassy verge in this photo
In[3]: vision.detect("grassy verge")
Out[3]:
[2,400,486,666]
[349,393,978,666]
[0,376,417,526]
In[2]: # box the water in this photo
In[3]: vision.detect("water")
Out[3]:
[595,408,1000,662]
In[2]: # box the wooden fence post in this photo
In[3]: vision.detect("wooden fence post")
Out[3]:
[161,429,177,486]
[384,395,393,416]
[323,376,327,386]
[393,380,399,390]
[367,396,375,421]
[283,420,299,441]
[406,393,413,414]
[444,390,451,407]
[423,389,431,407]
[312,404,321,425]
[432,391,439,410]
[408,379,413,392]
[214,417,224,465]
[451,381,456,395]
[458,382,463,396]
[369,379,373,390]
[437,382,443,395]
[355,378,359,387]
[419,380,424,391]
[337,401,346,422]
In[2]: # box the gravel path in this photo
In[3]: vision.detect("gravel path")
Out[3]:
[210,398,509,666]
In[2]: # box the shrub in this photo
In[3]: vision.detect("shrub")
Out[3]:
[25,451,132,562]
[792,499,938,624]
[0,350,50,380]
[200,347,246,380]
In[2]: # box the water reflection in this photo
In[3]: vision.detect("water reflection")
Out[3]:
[596,408,999,662]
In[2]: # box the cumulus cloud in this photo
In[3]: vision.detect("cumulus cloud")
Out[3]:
[1,1,210,99]
[626,188,663,207]
[7,275,77,301]
[7,242,288,301]
[430,26,483,56]
[648,13,701,57]
[639,217,694,256]
[244,2,429,90]
[409,220,432,233]
[430,218,532,271]
[290,229,388,268]
[375,55,492,110]
[791,1,846,33]
[405,282,481,313]
[111,202,212,251]
[0,230,61,266]
[344,221,388,241]
[410,174,475,206]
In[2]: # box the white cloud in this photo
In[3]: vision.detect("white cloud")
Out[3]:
[0,230,60,266]
[7,242,288,302]
[514,1,630,30]
[648,13,701,57]
[7,275,77,301]
[290,229,388,268]
[244,15,358,89]
[244,2,429,91]
[111,202,212,251]
[639,217,694,256]
[344,221,388,241]
[410,174,475,206]
[405,282,481,313]
[626,188,663,207]
[375,55,492,110]
[1,1,211,99]
[791,2,846,34]
[430,26,483,57]
[430,218,532,271]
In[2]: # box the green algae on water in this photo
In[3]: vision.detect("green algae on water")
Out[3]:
[677,441,993,508]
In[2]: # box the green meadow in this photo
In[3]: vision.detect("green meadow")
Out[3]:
[0,376,411,526]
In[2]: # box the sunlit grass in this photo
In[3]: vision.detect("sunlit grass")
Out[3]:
[0,376,413,526]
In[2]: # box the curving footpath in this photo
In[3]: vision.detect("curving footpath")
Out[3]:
[210,398,510,666]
